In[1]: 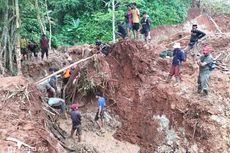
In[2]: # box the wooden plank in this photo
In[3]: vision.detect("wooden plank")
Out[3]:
[36,54,95,84]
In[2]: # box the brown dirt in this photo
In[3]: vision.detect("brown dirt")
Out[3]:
[187,8,201,20]
[4,12,230,153]
[0,81,66,152]
[84,39,230,153]
[214,14,230,33]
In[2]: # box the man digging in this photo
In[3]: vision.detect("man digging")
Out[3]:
[95,92,106,132]
[70,104,82,142]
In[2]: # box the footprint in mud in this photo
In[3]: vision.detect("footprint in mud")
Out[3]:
[96,130,106,137]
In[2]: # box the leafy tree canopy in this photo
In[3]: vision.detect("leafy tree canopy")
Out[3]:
[2,0,193,46]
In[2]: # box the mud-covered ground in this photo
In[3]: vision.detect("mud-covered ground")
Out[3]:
[0,12,229,153]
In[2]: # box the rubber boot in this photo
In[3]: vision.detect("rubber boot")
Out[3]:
[175,76,181,83]
[197,88,202,94]
[166,75,172,83]
[203,90,208,96]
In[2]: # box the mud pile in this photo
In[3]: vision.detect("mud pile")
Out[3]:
[0,77,65,152]
[86,39,230,153]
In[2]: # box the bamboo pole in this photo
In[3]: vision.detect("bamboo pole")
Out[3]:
[15,0,22,75]
[208,15,222,34]
[36,54,95,84]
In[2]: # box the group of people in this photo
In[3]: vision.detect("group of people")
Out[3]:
[45,92,105,142]
[116,3,151,42]
[38,60,106,142]
[167,24,214,96]
[20,34,49,61]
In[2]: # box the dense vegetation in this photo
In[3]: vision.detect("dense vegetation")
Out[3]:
[18,0,192,46]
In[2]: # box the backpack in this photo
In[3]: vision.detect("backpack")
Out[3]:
[208,62,216,71]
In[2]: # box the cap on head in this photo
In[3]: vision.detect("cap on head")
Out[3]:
[173,42,181,49]
[203,46,211,55]
[70,103,78,110]
[132,2,137,6]
[49,67,54,72]
[142,11,147,15]
[192,24,198,28]
[95,92,102,97]
[117,21,122,25]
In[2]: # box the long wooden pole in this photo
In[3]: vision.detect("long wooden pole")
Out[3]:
[36,54,95,84]
[15,0,22,75]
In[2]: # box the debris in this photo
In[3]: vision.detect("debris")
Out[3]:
[6,137,36,150]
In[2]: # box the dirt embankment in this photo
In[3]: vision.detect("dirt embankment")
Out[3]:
[9,12,230,153]
[90,39,230,153]
[0,78,66,153]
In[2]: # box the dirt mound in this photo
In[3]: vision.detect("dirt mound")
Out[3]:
[214,14,230,33]
[0,84,65,152]
[187,7,201,20]
[151,14,229,47]
[0,76,27,89]
[85,39,230,153]
[22,52,70,80]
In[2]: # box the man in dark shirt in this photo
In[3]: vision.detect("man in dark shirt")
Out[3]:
[140,12,151,43]
[167,43,185,83]
[95,37,102,50]
[116,21,127,39]
[70,104,82,142]
[28,40,38,60]
[184,24,206,53]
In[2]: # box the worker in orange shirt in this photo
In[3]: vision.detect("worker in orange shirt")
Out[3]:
[62,62,71,85]
[132,3,140,40]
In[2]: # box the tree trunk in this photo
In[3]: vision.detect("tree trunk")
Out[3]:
[15,0,21,75]
[35,0,45,34]
[2,0,9,74]
[45,0,52,49]
[112,0,115,43]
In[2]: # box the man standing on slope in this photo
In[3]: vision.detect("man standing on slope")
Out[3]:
[132,3,140,40]
[197,46,213,96]
[184,24,206,54]
[125,4,133,39]
[116,21,127,39]
[95,92,106,130]
[40,34,49,60]
[167,43,185,83]
[140,12,151,43]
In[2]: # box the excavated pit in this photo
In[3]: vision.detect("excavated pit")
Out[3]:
[95,40,230,153]
[2,12,229,153]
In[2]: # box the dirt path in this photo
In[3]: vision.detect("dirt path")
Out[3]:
[58,113,140,153]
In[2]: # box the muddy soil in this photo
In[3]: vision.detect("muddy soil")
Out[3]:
[3,12,230,153]
[88,39,230,153]
[58,110,140,153]
[0,78,66,153]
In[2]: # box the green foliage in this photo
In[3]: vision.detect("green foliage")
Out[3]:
[200,0,230,16]
[17,0,192,46]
